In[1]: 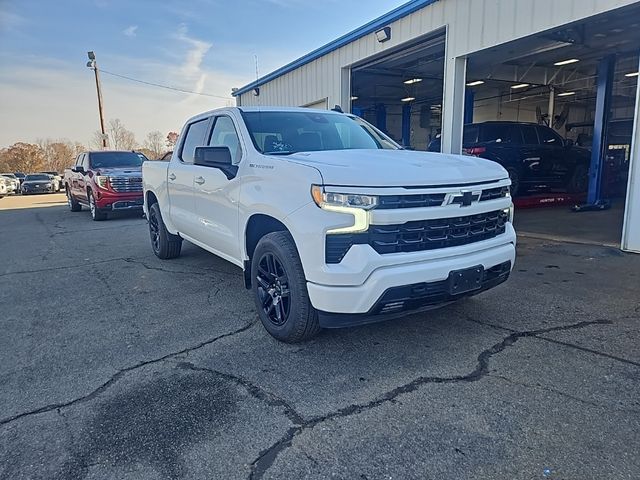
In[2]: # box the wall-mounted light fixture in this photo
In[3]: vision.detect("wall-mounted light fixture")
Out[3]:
[375,27,391,43]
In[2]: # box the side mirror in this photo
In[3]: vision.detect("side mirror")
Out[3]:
[74,166,85,174]
[194,146,238,180]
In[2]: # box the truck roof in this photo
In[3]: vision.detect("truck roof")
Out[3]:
[183,106,346,125]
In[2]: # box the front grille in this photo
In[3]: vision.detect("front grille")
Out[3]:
[325,209,508,263]
[376,185,508,209]
[377,193,446,209]
[480,186,509,201]
[110,176,143,193]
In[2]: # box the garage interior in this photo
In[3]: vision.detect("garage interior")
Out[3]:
[350,4,639,248]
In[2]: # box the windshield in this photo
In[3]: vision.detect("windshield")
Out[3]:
[242,111,399,154]
[2,173,17,179]
[25,174,50,181]
[89,151,144,169]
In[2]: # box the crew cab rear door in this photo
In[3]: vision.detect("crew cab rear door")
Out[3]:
[168,116,211,239]
[192,114,243,264]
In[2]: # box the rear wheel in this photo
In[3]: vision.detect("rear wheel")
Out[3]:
[66,187,81,212]
[251,231,320,343]
[148,202,182,259]
[567,164,589,193]
[88,191,107,221]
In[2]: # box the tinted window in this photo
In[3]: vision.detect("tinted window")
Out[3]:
[242,111,398,154]
[75,154,84,167]
[89,152,143,168]
[25,174,50,181]
[463,125,479,144]
[209,116,242,164]
[180,118,209,164]
[521,125,539,145]
[479,124,511,143]
[537,126,563,145]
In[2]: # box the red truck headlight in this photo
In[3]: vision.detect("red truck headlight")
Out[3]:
[95,175,109,189]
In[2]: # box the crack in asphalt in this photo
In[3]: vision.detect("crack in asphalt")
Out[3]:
[0,321,258,428]
[488,374,640,414]
[0,256,147,277]
[123,258,240,279]
[175,362,305,426]
[465,316,640,367]
[246,319,612,480]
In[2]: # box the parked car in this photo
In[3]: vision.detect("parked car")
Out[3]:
[427,121,590,196]
[143,107,515,342]
[1,174,21,194]
[21,173,56,194]
[0,176,8,198]
[40,171,63,192]
[64,150,145,221]
[14,172,26,186]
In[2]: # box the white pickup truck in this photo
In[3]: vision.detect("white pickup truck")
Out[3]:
[143,107,515,342]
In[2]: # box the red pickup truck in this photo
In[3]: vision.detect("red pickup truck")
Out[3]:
[64,150,146,221]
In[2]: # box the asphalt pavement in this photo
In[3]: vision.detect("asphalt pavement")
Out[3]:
[1,194,639,480]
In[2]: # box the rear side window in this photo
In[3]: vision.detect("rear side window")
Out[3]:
[479,124,510,143]
[180,118,210,164]
[521,125,539,145]
[537,126,563,145]
[463,125,479,144]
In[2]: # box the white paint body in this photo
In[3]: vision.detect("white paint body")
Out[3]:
[143,107,516,314]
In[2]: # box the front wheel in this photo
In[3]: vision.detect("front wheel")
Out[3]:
[567,164,589,193]
[251,231,320,343]
[88,191,107,221]
[148,202,182,259]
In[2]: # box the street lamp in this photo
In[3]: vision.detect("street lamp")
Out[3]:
[86,51,108,149]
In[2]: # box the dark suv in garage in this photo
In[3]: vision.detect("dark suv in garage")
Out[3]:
[428,121,590,196]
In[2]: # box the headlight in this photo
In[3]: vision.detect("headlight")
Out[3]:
[311,185,377,234]
[503,205,514,223]
[311,185,378,210]
[45,182,52,187]
[95,176,109,189]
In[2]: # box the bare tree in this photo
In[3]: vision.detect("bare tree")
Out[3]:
[91,119,137,150]
[166,131,179,148]
[0,143,46,173]
[37,139,78,173]
[144,131,165,159]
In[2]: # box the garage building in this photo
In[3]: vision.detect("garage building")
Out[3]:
[232,0,640,253]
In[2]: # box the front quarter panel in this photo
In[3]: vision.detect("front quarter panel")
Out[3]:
[238,155,323,263]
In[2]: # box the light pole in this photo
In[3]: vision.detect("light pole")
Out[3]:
[86,51,108,149]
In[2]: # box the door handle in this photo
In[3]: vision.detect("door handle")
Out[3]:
[168,173,176,181]
[195,176,205,185]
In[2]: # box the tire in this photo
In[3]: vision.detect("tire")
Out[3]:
[506,168,521,197]
[88,190,107,221]
[66,187,82,212]
[251,231,320,343]
[148,202,182,259]
[567,164,589,193]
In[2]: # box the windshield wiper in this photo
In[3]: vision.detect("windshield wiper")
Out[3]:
[265,151,297,156]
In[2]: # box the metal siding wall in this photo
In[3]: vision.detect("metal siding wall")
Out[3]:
[238,0,637,107]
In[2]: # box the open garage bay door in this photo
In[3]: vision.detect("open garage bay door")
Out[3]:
[461,4,640,249]
[350,30,445,151]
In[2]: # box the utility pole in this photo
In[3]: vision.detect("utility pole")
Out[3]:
[86,51,108,149]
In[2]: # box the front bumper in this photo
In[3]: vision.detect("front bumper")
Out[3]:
[306,241,515,318]
[317,261,511,328]
[22,185,53,194]
[93,189,143,210]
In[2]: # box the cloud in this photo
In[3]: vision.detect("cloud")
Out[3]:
[173,24,213,95]
[123,25,138,37]
[0,7,25,32]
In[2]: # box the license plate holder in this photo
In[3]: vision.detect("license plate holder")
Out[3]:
[448,265,484,295]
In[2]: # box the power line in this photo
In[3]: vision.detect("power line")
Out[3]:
[99,69,233,100]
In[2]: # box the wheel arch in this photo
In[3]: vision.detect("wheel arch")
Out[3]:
[243,213,292,289]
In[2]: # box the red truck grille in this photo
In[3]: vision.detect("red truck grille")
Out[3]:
[110,176,143,193]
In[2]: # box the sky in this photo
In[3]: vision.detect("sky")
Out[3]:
[0,0,408,148]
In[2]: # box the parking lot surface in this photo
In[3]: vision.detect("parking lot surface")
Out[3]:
[1,195,639,480]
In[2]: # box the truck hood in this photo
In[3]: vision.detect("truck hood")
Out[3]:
[95,167,142,176]
[283,149,508,187]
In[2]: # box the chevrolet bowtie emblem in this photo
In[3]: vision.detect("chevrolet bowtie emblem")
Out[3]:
[449,190,481,207]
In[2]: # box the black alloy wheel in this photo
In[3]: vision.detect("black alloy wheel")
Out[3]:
[148,207,161,254]
[255,252,291,326]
